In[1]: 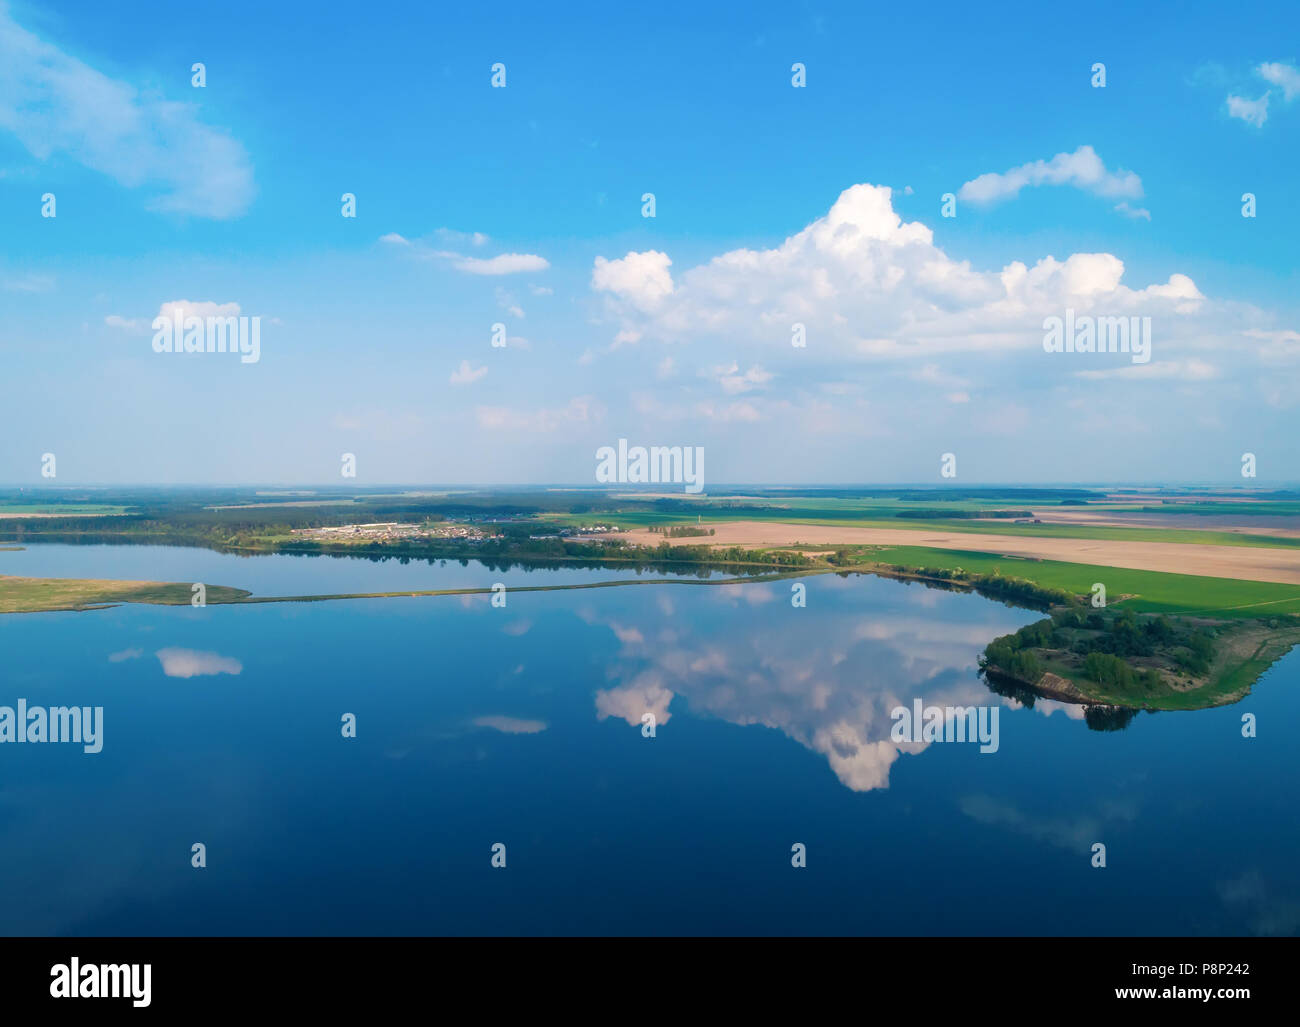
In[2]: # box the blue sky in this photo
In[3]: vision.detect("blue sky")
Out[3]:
[2,0,1298,485]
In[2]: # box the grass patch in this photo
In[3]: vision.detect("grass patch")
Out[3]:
[0,576,250,614]
[856,546,1300,617]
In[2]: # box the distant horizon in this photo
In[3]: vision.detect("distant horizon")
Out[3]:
[5,482,1300,492]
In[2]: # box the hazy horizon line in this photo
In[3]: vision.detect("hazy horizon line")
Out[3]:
[4,482,1299,492]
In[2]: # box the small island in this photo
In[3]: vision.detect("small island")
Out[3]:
[980,602,1300,710]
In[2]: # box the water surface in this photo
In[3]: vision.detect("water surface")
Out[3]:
[2,545,1296,935]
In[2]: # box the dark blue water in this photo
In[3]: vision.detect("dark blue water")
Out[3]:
[2,546,1297,935]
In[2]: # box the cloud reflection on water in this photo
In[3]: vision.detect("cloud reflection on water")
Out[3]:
[591,575,1043,791]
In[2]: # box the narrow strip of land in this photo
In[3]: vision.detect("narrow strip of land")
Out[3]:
[0,570,822,614]
[0,576,251,614]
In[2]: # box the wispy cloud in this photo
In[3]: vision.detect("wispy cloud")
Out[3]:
[703,361,774,394]
[449,359,488,386]
[1224,61,1300,128]
[475,396,604,432]
[105,300,244,335]
[1113,201,1151,221]
[495,287,525,319]
[452,253,549,275]
[1258,61,1300,101]
[1227,92,1270,127]
[958,145,1142,206]
[0,7,255,217]
[2,272,53,292]
[960,793,1138,851]
[472,715,546,734]
[1075,358,1219,381]
[380,231,548,275]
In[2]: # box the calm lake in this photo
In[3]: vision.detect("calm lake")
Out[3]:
[2,544,1298,935]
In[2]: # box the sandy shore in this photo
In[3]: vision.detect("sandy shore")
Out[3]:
[642,522,1300,585]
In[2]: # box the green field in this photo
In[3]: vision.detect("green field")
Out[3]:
[0,576,251,614]
[858,545,1300,617]
[1124,501,1300,517]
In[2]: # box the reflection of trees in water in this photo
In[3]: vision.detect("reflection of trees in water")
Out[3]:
[1083,705,1141,732]
[345,552,747,579]
[304,549,772,580]
[1,533,768,580]
[980,667,1039,709]
[881,573,971,596]
[980,666,1142,733]
[870,568,1059,614]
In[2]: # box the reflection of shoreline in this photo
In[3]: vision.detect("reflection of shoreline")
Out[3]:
[236,568,827,605]
[982,668,1143,732]
[983,665,1100,706]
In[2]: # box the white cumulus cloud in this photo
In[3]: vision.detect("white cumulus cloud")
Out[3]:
[591,250,674,311]
[589,182,1205,365]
